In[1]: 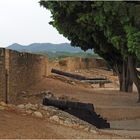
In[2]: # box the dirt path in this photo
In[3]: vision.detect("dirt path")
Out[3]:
[21,77,140,121]
[0,110,122,139]
[0,110,65,139]
[9,72,140,138]
[110,119,140,130]
[102,129,140,139]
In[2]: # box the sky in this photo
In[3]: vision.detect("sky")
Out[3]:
[0,0,70,47]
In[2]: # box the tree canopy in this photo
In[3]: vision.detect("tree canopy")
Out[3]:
[40,1,140,101]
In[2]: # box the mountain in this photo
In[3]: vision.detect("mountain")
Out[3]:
[7,43,93,53]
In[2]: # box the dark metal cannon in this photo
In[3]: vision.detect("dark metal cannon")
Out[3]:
[43,97,110,129]
[51,68,107,81]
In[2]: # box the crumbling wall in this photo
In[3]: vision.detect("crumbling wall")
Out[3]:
[47,57,107,74]
[0,49,6,101]
[0,49,48,103]
[67,57,107,71]
[8,50,47,102]
[0,48,106,103]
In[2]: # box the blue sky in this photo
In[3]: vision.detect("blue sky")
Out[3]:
[0,0,69,47]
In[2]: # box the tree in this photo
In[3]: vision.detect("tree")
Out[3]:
[40,1,140,101]
[88,1,140,100]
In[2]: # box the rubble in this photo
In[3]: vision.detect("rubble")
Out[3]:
[25,103,38,111]
[0,97,99,133]
[17,104,25,109]
[50,115,60,122]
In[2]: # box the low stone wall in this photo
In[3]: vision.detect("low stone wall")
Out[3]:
[47,57,107,75]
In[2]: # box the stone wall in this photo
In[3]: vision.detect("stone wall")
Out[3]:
[0,48,107,103]
[47,57,107,75]
[0,49,6,101]
[0,49,48,103]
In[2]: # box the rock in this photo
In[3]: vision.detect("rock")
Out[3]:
[64,118,72,126]
[59,95,69,101]
[78,125,86,129]
[45,112,51,117]
[45,106,59,112]
[25,103,37,111]
[90,129,97,134]
[44,91,54,99]
[59,120,64,125]
[34,104,39,108]
[26,110,33,114]
[84,127,90,132]
[42,106,49,111]
[50,115,59,122]
[71,81,76,85]
[33,111,43,118]
[17,104,25,109]
[0,101,7,107]
[25,103,32,109]
[91,84,95,88]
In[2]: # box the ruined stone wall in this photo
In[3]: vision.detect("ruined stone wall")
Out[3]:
[0,49,6,101]
[0,49,48,103]
[66,57,106,71]
[47,57,107,74]
[0,48,106,102]
[8,50,47,102]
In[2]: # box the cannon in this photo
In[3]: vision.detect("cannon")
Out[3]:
[51,68,106,81]
[43,97,110,129]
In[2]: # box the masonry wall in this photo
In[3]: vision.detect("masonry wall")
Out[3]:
[0,49,6,101]
[47,57,107,74]
[8,50,47,103]
[0,48,107,103]
[0,49,48,103]
[66,57,107,71]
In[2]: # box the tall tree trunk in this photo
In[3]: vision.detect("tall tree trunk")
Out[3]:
[128,55,140,102]
[118,60,133,92]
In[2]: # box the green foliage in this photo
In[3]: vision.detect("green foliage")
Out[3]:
[111,36,121,49]
[125,25,140,59]
[40,1,140,67]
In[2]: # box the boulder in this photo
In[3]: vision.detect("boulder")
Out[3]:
[33,111,43,118]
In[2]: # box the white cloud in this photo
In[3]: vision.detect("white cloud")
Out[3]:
[0,0,69,47]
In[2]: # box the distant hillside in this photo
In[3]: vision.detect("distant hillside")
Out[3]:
[7,43,93,53]
[34,51,101,60]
